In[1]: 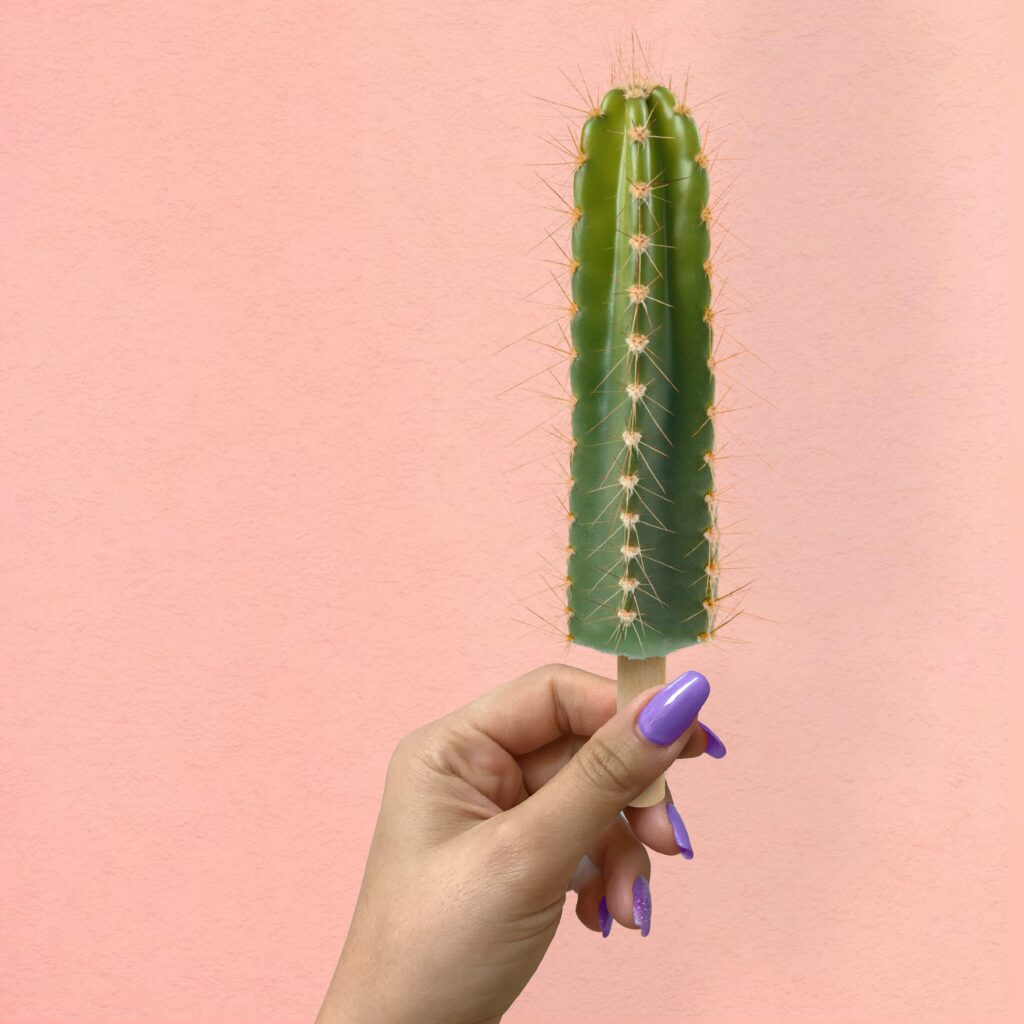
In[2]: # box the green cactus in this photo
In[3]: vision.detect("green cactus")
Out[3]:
[567,81,717,659]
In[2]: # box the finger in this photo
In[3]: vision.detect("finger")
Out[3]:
[503,669,710,879]
[698,722,727,758]
[516,715,723,797]
[575,870,609,935]
[516,733,583,795]
[456,663,617,756]
[624,780,693,858]
[518,723,722,857]
[587,814,652,932]
[678,725,708,759]
[574,814,652,935]
[529,747,689,858]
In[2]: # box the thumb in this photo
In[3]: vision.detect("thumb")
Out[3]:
[508,670,710,877]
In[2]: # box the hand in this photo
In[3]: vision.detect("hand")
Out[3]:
[316,663,725,1024]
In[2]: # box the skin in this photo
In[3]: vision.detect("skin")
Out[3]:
[316,663,713,1024]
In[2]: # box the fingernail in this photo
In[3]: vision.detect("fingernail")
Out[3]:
[700,723,727,759]
[632,875,652,937]
[598,895,613,938]
[568,854,600,893]
[637,670,710,746]
[666,803,694,859]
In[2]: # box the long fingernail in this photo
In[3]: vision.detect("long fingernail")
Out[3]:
[666,803,694,859]
[598,895,613,938]
[700,723,727,759]
[632,875,652,937]
[637,670,710,746]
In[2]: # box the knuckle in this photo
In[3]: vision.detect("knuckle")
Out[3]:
[532,662,571,687]
[487,816,529,863]
[575,736,639,796]
[540,661,570,678]
[386,724,454,791]
[388,730,416,766]
[384,743,410,786]
[387,727,428,778]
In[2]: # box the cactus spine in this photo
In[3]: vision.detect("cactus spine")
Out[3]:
[567,82,717,659]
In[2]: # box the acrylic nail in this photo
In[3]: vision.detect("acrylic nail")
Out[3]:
[636,670,710,746]
[666,802,694,860]
[632,875,652,937]
[700,722,727,759]
[598,895,613,938]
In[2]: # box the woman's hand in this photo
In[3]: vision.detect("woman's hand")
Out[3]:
[316,663,725,1024]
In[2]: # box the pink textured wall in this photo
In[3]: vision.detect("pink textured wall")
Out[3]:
[1,2,1012,1022]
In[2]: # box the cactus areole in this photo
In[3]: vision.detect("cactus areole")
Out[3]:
[567,84,717,658]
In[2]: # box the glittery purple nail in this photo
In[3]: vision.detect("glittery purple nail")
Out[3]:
[700,723,727,758]
[666,802,694,859]
[598,895,613,938]
[632,875,652,937]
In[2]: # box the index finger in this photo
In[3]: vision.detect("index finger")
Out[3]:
[458,663,617,756]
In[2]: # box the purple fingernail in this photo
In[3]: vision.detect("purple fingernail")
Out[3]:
[632,875,652,937]
[598,895,613,938]
[666,803,694,859]
[636,670,710,746]
[700,723,727,759]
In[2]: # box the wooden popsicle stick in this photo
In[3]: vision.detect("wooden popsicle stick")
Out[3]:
[617,655,668,808]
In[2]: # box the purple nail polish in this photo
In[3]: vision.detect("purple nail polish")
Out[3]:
[700,723,727,759]
[637,670,710,746]
[598,895,613,938]
[666,803,694,859]
[632,875,652,937]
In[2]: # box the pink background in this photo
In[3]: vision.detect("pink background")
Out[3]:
[1,2,1014,1022]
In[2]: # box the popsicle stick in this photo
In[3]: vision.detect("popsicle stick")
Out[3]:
[617,655,667,807]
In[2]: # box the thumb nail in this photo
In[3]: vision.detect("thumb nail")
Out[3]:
[637,670,710,746]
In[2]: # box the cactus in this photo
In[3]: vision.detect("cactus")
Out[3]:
[567,80,717,659]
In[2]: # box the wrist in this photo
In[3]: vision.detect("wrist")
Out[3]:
[318,968,503,1024]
